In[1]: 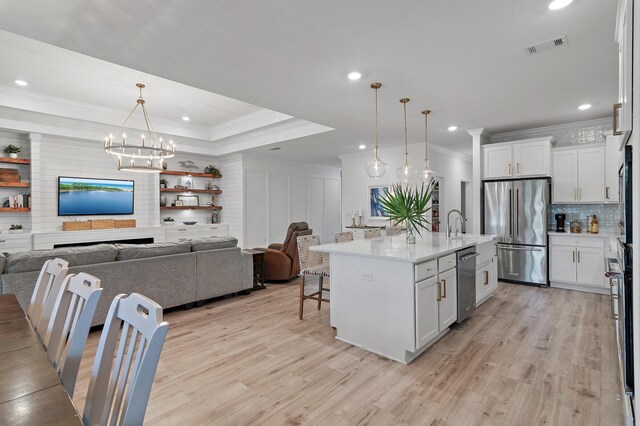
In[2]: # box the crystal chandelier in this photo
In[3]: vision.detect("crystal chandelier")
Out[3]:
[104,83,176,172]
[396,98,418,182]
[421,109,436,184]
[364,82,388,178]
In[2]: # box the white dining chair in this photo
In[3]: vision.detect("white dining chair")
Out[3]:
[44,273,103,397]
[83,293,169,426]
[27,258,69,336]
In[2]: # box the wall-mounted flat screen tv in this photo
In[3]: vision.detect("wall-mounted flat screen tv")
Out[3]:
[58,177,134,216]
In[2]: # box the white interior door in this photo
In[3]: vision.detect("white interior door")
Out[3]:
[290,175,309,223]
[244,170,268,248]
[324,178,341,242]
[269,173,289,244]
[308,177,325,240]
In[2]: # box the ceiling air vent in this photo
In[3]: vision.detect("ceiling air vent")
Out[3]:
[269,147,281,151]
[524,35,568,55]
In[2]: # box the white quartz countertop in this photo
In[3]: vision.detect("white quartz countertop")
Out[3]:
[548,228,623,239]
[311,233,496,264]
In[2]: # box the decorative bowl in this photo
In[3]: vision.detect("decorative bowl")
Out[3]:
[183,221,198,225]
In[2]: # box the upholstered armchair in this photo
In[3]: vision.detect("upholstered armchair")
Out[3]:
[256,222,312,281]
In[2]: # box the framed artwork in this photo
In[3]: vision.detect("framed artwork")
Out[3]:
[177,195,199,206]
[368,185,390,220]
[174,200,184,207]
[179,177,193,189]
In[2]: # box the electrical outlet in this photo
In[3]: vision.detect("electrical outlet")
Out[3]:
[361,272,373,281]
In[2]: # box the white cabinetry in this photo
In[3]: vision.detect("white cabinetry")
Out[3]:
[552,145,606,203]
[165,224,229,242]
[0,233,32,253]
[605,134,622,203]
[438,268,458,331]
[550,235,607,293]
[615,0,633,140]
[482,137,552,180]
[475,239,498,306]
[415,276,439,347]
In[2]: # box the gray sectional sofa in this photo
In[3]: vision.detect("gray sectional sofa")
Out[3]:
[0,237,253,326]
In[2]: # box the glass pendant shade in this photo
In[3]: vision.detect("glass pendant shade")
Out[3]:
[364,82,387,179]
[396,98,417,183]
[421,109,435,184]
[365,157,388,178]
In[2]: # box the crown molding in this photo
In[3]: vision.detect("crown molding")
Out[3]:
[490,117,611,142]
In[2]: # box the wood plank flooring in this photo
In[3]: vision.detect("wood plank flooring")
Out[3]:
[71,281,625,425]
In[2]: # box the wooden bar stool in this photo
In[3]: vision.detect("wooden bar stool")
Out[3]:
[296,235,330,320]
[363,228,381,239]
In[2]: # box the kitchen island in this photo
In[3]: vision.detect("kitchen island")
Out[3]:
[311,233,497,364]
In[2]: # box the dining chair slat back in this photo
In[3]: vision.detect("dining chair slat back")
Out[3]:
[27,258,69,337]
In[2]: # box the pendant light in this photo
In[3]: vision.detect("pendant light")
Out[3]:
[396,98,418,183]
[421,109,436,184]
[364,83,388,178]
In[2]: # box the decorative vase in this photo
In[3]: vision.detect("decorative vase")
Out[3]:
[8,153,17,159]
[405,223,416,244]
[160,195,167,207]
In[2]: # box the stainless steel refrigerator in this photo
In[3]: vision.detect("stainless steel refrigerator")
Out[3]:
[483,178,549,286]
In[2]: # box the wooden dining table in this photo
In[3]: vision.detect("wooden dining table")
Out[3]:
[0,293,83,425]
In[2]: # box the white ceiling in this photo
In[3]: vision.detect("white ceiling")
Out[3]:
[0,0,618,166]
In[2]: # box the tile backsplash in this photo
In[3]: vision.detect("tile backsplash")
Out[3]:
[549,204,620,228]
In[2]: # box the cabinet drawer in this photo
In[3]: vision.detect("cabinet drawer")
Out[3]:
[166,227,198,242]
[198,225,229,238]
[415,260,437,282]
[550,235,605,248]
[476,240,496,266]
[438,253,457,273]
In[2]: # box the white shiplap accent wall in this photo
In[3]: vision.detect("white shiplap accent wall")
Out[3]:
[0,131,32,232]
[215,154,244,246]
[32,134,158,232]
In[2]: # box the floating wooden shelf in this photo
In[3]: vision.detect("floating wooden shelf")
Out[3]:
[160,188,222,194]
[0,157,30,165]
[0,182,30,188]
[160,206,222,210]
[161,170,222,178]
[0,207,30,212]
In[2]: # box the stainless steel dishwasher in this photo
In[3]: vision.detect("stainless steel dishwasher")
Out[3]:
[456,247,479,323]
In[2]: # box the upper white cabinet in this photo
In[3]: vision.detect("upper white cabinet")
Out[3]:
[605,134,622,203]
[552,145,606,203]
[482,137,552,180]
[614,0,633,140]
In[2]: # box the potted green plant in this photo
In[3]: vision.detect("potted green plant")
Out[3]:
[159,178,169,189]
[9,224,23,234]
[377,183,433,244]
[162,217,175,226]
[204,164,220,176]
[4,144,21,159]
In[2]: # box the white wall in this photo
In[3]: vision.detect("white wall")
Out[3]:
[341,143,472,232]
[242,154,341,247]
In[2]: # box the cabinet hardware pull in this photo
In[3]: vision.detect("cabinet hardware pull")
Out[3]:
[612,294,619,300]
[605,186,610,199]
[442,279,447,298]
[574,188,577,201]
[578,251,580,263]
[436,282,441,301]
[573,251,575,263]
[613,103,622,136]
[484,271,489,285]
[508,163,512,174]
[579,188,582,200]
[517,163,520,174]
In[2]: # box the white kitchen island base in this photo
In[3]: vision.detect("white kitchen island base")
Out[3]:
[315,234,497,364]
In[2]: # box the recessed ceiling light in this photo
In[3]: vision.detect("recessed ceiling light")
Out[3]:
[448,126,458,132]
[181,116,190,121]
[14,80,28,86]
[358,144,367,150]
[578,103,592,111]
[347,71,362,81]
[548,0,573,10]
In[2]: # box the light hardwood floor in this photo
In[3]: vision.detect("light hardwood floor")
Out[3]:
[72,280,624,425]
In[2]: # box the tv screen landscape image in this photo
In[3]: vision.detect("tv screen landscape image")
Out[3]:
[58,177,134,216]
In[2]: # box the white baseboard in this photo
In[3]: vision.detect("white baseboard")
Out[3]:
[550,281,609,295]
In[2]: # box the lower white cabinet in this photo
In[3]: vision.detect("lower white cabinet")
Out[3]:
[165,224,229,242]
[475,260,496,305]
[550,235,606,292]
[0,233,32,253]
[415,276,440,347]
[438,268,458,331]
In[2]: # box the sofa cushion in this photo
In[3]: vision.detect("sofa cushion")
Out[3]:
[115,242,192,261]
[5,244,118,274]
[190,236,238,252]
[0,253,6,275]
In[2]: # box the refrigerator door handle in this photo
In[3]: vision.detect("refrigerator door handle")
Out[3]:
[497,244,544,252]
[508,189,512,238]
[515,188,519,237]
